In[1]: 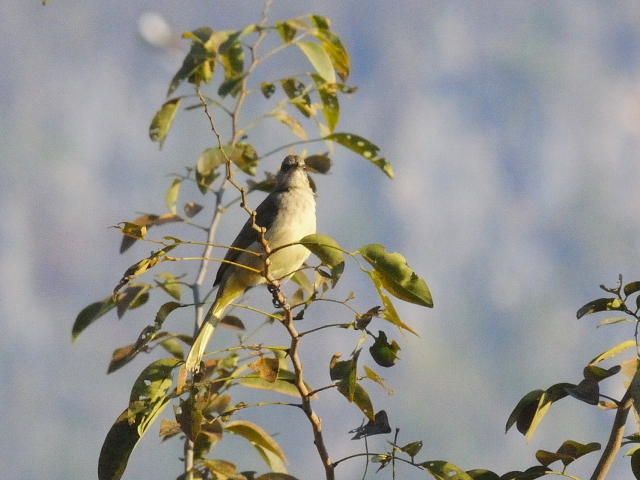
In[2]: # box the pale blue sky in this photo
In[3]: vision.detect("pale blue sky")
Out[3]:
[2,1,640,479]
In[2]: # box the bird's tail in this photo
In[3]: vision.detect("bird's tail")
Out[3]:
[185,301,225,372]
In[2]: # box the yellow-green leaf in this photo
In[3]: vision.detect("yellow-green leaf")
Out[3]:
[325,133,393,178]
[203,459,242,478]
[367,270,418,335]
[369,330,401,367]
[168,28,215,95]
[309,16,350,81]
[312,75,339,132]
[256,474,300,480]
[589,340,637,364]
[276,21,297,43]
[359,244,432,308]
[98,409,140,480]
[281,78,313,118]
[300,233,345,286]
[576,297,624,319]
[304,153,332,174]
[363,365,394,395]
[296,41,336,84]
[72,296,117,341]
[149,98,182,149]
[165,179,181,215]
[271,109,308,140]
[225,420,287,462]
[420,461,474,480]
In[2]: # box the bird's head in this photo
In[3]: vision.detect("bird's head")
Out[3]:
[275,155,311,191]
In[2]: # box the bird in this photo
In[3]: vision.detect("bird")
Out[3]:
[185,155,316,372]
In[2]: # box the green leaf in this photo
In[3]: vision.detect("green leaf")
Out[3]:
[238,371,304,397]
[261,82,276,99]
[296,41,336,84]
[584,364,620,381]
[535,450,575,468]
[118,214,183,253]
[359,244,433,308]
[420,461,474,480]
[363,365,394,394]
[196,144,259,193]
[256,474,300,480]
[498,466,550,480]
[281,78,313,117]
[556,440,601,465]
[506,383,574,440]
[311,74,339,132]
[98,409,141,480]
[332,352,374,420]
[196,147,224,193]
[225,420,287,463]
[465,470,500,480]
[367,270,418,335]
[300,234,344,267]
[369,330,401,367]
[156,301,184,325]
[116,284,151,319]
[156,272,182,301]
[304,153,332,174]
[218,72,249,98]
[165,179,181,215]
[129,358,181,433]
[632,448,640,480]
[159,338,185,360]
[576,297,624,319]
[397,440,423,458]
[202,459,243,479]
[100,358,180,480]
[597,317,631,327]
[276,21,297,43]
[624,281,640,296]
[271,109,308,140]
[218,32,245,75]
[589,340,637,364]
[168,27,215,95]
[72,296,117,341]
[300,233,345,286]
[325,133,394,178]
[506,389,544,435]
[536,440,601,468]
[149,98,183,149]
[113,244,180,296]
[349,383,375,420]
[309,15,330,30]
[309,16,350,81]
[251,357,280,383]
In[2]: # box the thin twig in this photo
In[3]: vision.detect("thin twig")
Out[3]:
[184,89,230,480]
[281,306,335,479]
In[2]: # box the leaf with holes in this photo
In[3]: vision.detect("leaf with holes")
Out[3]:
[325,133,393,178]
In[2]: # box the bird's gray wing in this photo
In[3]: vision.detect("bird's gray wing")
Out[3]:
[213,192,281,287]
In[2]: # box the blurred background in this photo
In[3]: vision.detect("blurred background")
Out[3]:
[3,1,640,479]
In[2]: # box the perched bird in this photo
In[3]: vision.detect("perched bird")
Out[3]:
[185,155,316,372]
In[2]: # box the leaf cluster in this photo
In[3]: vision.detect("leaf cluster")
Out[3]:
[73,8,437,480]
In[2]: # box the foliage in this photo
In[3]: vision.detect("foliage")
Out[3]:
[73,5,434,480]
[70,2,640,480]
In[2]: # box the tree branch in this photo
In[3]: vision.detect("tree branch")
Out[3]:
[590,389,634,480]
